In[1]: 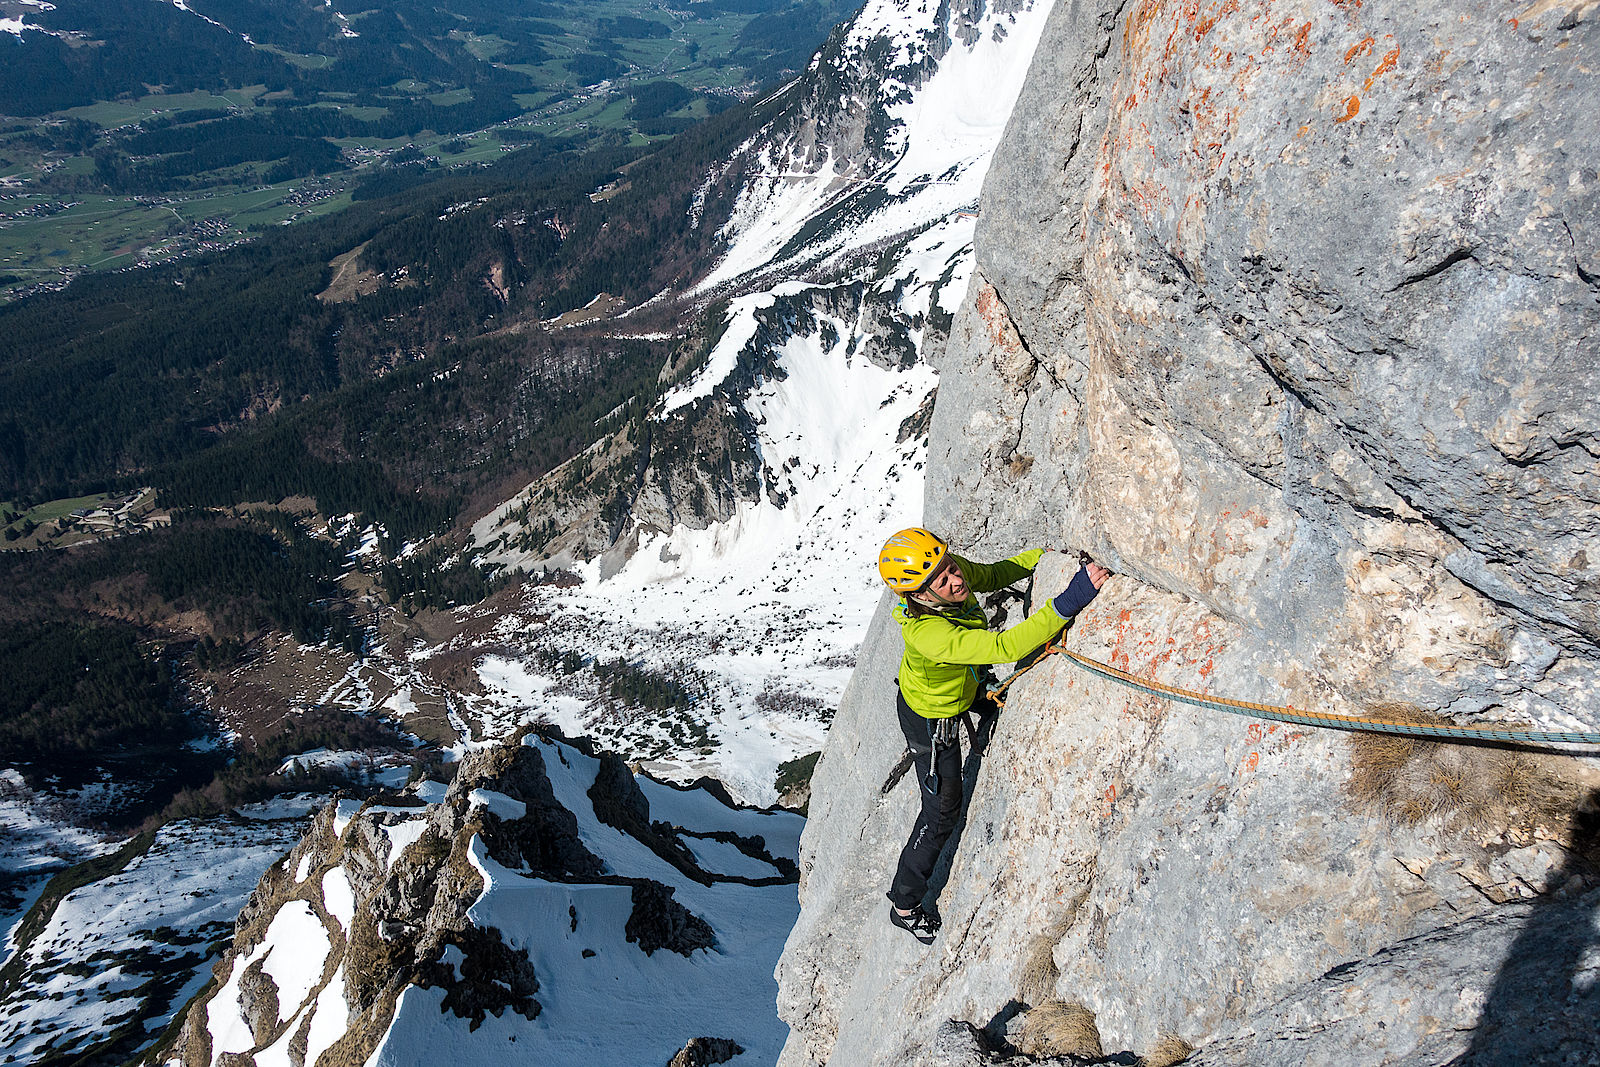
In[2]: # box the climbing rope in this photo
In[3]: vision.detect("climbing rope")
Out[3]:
[989,629,1600,749]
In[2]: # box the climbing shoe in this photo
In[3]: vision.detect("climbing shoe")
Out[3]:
[889,903,940,944]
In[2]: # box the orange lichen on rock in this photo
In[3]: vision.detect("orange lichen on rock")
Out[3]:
[1334,94,1360,122]
[1292,21,1314,59]
[975,284,1023,352]
[1363,47,1400,90]
[1123,0,1165,59]
[1195,0,1239,40]
[1344,35,1375,63]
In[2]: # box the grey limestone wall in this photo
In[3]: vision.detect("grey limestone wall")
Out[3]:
[777,1,1600,1063]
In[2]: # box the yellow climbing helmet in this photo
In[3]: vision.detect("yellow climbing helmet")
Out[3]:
[878,527,948,593]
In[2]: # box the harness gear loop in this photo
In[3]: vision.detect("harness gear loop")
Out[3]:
[987,628,1600,750]
[961,708,979,748]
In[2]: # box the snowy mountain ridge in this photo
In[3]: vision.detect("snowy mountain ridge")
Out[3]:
[699,0,1051,291]
[171,731,804,1066]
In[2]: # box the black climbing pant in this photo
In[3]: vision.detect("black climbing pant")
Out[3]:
[888,688,996,910]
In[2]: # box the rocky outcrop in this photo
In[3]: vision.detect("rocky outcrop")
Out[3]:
[175,729,806,1066]
[778,2,1600,1064]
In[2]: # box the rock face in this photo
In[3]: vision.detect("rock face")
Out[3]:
[777,2,1600,1064]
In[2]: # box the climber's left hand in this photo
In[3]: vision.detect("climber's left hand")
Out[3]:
[1053,561,1110,619]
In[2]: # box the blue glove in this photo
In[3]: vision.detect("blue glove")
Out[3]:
[1052,566,1101,619]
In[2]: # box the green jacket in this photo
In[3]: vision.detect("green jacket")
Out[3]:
[893,548,1066,719]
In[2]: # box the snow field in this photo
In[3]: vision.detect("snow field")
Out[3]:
[236,795,325,822]
[258,902,332,1028]
[473,654,591,740]
[331,798,364,836]
[658,290,776,415]
[413,780,450,804]
[467,787,527,820]
[1,768,124,879]
[301,967,351,1065]
[637,775,804,861]
[524,737,801,924]
[322,867,356,930]
[680,835,784,878]
[0,815,309,1065]
[278,748,411,789]
[382,815,431,857]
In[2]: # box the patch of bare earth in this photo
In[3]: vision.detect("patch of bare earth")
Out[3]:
[317,242,384,304]
[206,634,363,746]
[542,292,627,329]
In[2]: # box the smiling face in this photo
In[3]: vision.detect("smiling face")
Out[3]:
[914,556,968,606]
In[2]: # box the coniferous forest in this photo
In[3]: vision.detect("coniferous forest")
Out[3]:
[0,75,794,825]
[0,94,777,509]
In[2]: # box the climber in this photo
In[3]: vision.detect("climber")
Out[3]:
[877,528,1109,944]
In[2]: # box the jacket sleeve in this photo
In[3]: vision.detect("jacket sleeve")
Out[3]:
[955,548,1045,594]
[902,601,1066,666]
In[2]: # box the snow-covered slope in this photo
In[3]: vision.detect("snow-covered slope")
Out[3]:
[702,0,1053,290]
[0,801,317,1066]
[170,731,804,1066]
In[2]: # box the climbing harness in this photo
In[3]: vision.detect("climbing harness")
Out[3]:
[989,628,1600,749]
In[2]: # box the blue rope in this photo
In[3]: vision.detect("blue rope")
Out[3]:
[1062,652,1600,749]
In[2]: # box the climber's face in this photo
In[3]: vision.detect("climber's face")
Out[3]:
[916,556,968,605]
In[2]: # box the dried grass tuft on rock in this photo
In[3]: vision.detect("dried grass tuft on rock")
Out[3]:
[1346,703,1577,834]
[1016,887,1091,1006]
[1142,1033,1195,1066]
[1015,939,1059,1009]
[1018,1000,1102,1060]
